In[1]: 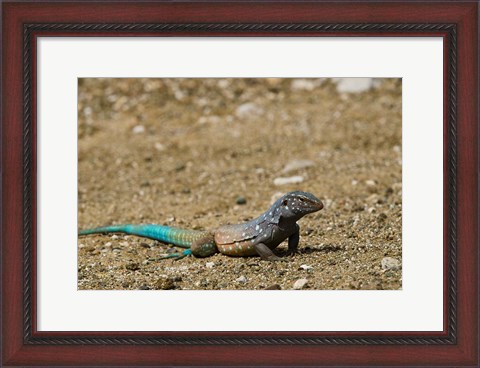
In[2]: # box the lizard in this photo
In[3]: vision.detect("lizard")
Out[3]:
[78,191,323,261]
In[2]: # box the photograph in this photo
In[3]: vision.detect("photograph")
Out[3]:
[77,77,402,290]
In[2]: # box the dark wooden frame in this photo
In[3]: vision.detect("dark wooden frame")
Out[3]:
[2,1,478,367]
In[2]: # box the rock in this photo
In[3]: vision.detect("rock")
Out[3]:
[155,278,175,290]
[132,125,145,134]
[84,245,95,252]
[236,275,248,283]
[236,196,247,205]
[377,213,388,222]
[381,257,401,271]
[366,194,379,203]
[361,281,383,290]
[273,176,304,186]
[154,142,166,151]
[299,265,313,271]
[175,163,186,172]
[266,284,282,290]
[293,278,308,290]
[140,242,151,248]
[365,180,376,187]
[125,263,140,271]
[335,78,374,93]
[139,285,150,290]
[235,103,263,119]
[282,159,315,173]
[205,262,215,269]
[198,115,222,125]
[291,79,316,91]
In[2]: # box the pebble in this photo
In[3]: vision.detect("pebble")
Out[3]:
[206,262,215,269]
[335,78,374,93]
[132,125,145,134]
[365,180,376,186]
[273,176,304,186]
[235,103,263,118]
[282,159,315,173]
[377,213,388,222]
[125,263,140,271]
[366,194,379,203]
[266,284,282,290]
[291,79,316,91]
[293,278,308,290]
[299,265,313,271]
[155,278,175,290]
[198,115,222,125]
[381,257,401,271]
[236,275,248,283]
[236,196,247,205]
[154,142,166,151]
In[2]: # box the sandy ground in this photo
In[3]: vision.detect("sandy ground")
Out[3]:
[77,78,402,290]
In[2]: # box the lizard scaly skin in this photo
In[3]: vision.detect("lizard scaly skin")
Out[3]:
[79,191,323,261]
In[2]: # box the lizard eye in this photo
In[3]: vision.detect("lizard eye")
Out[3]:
[299,198,305,202]
[282,199,288,206]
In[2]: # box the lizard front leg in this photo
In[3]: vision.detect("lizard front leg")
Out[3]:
[286,224,300,257]
[254,243,284,262]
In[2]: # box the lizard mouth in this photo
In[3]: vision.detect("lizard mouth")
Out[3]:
[310,200,324,211]
[300,199,323,212]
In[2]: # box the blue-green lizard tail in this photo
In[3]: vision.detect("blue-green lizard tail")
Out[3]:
[79,224,209,249]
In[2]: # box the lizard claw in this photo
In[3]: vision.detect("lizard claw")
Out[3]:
[285,249,298,257]
[156,249,192,261]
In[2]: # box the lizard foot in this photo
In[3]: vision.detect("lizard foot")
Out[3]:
[285,249,298,257]
[156,249,192,261]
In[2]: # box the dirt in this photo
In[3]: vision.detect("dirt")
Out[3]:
[77,78,402,290]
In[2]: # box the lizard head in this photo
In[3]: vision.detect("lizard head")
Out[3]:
[278,191,324,219]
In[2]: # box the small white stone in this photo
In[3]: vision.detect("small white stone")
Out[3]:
[381,257,401,271]
[365,180,376,186]
[206,262,215,269]
[235,103,263,119]
[282,159,315,173]
[335,78,374,93]
[236,275,248,283]
[291,79,316,91]
[293,278,308,290]
[299,265,313,271]
[132,125,145,134]
[274,176,304,186]
[154,142,166,151]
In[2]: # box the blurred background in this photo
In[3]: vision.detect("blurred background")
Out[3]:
[78,78,402,290]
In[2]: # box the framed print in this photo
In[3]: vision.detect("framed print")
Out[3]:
[1,1,478,367]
